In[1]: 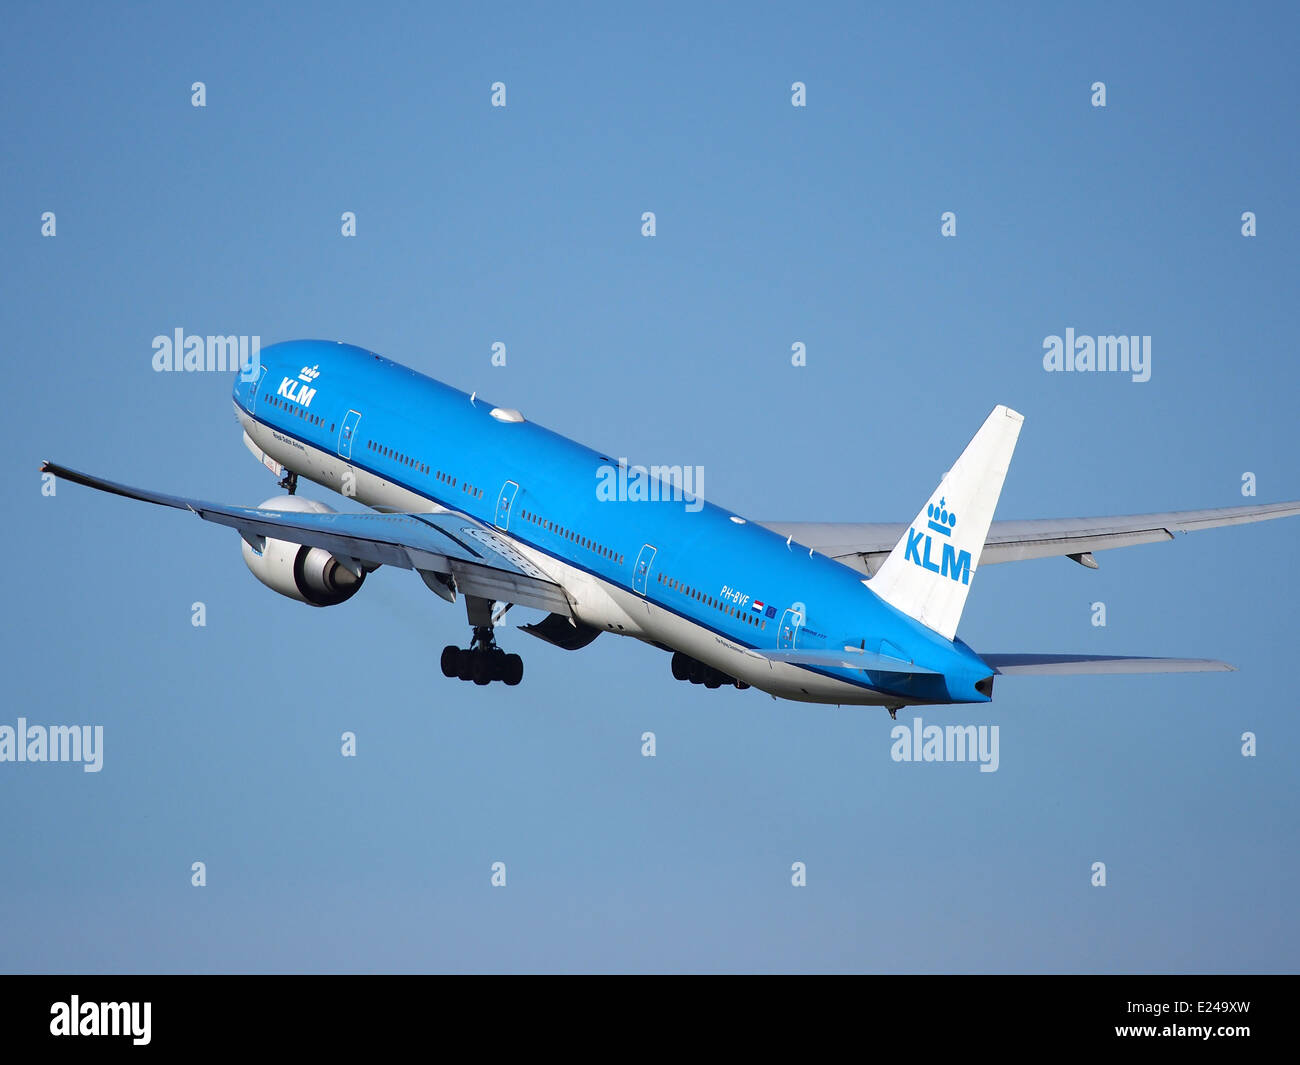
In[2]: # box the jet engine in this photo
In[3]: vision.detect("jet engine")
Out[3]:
[240,496,367,606]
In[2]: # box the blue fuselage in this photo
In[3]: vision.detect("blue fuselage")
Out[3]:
[232,340,993,706]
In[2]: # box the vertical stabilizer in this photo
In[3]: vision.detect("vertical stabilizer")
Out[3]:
[868,406,1023,640]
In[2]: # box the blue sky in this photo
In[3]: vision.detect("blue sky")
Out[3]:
[2,1,1297,972]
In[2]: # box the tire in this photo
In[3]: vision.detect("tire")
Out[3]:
[671,652,691,681]
[503,653,523,686]
[441,645,460,678]
[472,654,492,685]
[456,650,474,681]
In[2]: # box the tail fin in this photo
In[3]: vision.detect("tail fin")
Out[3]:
[869,405,1023,640]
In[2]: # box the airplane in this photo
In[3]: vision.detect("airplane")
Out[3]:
[41,339,1300,716]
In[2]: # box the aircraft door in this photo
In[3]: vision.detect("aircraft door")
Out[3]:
[250,365,269,413]
[338,410,362,460]
[633,544,657,595]
[778,605,805,650]
[495,481,519,530]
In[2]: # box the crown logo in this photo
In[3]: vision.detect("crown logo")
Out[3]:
[926,497,957,537]
[298,364,321,383]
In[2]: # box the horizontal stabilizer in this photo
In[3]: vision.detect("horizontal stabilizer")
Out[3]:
[981,654,1235,675]
[756,648,939,674]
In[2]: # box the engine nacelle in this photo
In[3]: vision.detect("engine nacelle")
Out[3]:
[240,496,367,607]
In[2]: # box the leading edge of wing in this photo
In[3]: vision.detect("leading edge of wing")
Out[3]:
[39,461,571,615]
[980,653,1235,676]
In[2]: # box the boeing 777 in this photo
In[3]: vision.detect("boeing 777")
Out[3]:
[41,340,1300,715]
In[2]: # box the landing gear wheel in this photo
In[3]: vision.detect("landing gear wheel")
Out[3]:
[441,645,460,678]
[503,653,523,686]
[444,622,524,686]
[671,651,743,691]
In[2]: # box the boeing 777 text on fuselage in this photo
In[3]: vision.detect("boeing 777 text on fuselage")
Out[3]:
[42,340,1300,716]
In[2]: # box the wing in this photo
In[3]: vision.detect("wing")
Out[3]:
[980,654,1234,675]
[759,500,1300,576]
[40,461,571,615]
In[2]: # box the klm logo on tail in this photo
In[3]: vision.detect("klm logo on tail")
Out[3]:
[869,405,1021,640]
[903,497,971,584]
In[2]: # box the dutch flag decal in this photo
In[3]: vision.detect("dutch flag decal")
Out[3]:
[751,600,764,613]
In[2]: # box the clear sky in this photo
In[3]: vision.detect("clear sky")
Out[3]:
[2,1,1297,973]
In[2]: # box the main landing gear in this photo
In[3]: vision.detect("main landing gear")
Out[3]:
[441,627,523,686]
[670,651,750,691]
[278,470,298,494]
[442,596,525,686]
